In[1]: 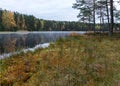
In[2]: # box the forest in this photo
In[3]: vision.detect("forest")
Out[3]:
[0,0,120,32]
[0,7,120,32]
[0,9,89,31]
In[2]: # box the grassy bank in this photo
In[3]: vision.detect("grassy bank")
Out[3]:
[0,34,120,86]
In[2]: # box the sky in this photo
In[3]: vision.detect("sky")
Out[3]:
[0,0,79,21]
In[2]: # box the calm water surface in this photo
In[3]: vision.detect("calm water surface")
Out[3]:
[0,31,85,59]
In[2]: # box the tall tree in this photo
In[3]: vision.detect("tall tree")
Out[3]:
[21,15,26,30]
[73,0,96,31]
[2,10,16,31]
[109,0,114,36]
[106,0,110,32]
[40,20,44,31]
[93,0,96,32]
[96,0,108,31]
[0,9,3,31]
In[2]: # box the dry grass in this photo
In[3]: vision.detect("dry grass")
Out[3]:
[0,34,120,86]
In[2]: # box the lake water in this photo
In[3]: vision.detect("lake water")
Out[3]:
[0,31,85,59]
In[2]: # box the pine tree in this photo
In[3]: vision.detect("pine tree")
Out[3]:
[109,0,114,36]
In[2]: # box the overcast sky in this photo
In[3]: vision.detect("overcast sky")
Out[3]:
[0,0,79,21]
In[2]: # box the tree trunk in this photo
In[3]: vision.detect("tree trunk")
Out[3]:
[93,0,96,33]
[109,0,114,36]
[106,0,110,33]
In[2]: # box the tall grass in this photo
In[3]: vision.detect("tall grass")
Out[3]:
[0,34,120,86]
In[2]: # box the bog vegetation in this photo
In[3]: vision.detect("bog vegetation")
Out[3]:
[0,33,120,86]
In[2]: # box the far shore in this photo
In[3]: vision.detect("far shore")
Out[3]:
[0,31,86,34]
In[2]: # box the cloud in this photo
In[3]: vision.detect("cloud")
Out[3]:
[0,0,79,21]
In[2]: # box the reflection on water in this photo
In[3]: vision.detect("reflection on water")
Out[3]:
[0,43,50,59]
[0,31,85,54]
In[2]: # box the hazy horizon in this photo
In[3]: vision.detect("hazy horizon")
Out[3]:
[0,0,79,21]
[0,0,120,22]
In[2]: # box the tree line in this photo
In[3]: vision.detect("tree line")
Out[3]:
[0,7,120,32]
[0,9,89,31]
[73,0,120,35]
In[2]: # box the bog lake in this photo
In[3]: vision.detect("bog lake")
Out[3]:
[0,31,85,59]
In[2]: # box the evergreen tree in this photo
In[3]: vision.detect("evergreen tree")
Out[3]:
[73,0,96,31]
[39,20,44,31]
[0,9,3,31]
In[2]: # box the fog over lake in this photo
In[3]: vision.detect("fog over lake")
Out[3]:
[0,31,85,58]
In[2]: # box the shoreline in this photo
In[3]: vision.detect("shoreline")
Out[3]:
[0,31,86,34]
[0,43,50,60]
